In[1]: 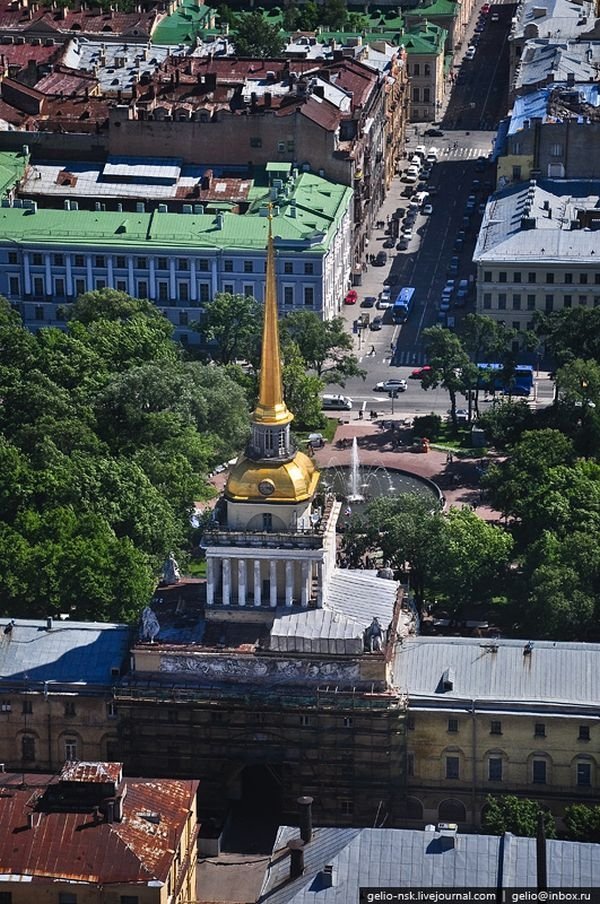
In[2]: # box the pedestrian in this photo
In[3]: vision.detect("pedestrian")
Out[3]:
[390,341,394,353]
[370,345,375,355]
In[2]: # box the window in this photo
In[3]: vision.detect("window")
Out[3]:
[578,725,590,741]
[424,63,431,76]
[196,259,207,272]
[262,513,272,531]
[168,709,178,723]
[224,259,233,272]
[407,752,415,776]
[513,271,522,283]
[534,723,546,738]
[157,257,168,270]
[277,140,286,153]
[178,282,189,302]
[95,279,106,291]
[564,295,572,308]
[412,87,420,102]
[512,294,521,310]
[59,894,77,904]
[299,714,310,726]
[74,255,85,268]
[287,140,295,153]
[244,260,253,273]
[0,891,12,904]
[137,281,148,298]
[423,88,430,103]
[447,718,459,733]
[222,283,234,295]
[33,278,44,297]
[445,756,459,780]
[498,271,507,283]
[22,700,32,715]
[527,272,537,283]
[488,757,503,781]
[210,711,223,724]
[550,143,563,157]
[54,253,64,266]
[64,701,76,717]
[158,281,169,301]
[75,279,86,296]
[34,303,44,320]
[95,256,105,268]
[412,63,420,76]
[284,262,293,274]
[580,273,588,285]
[304,262,314,275]
[512,165,521,181]
[243,284,254,298]
[32,253,43,266]
[283,286,294,306]
[545,294,554,312]
[565,272,573,284]
[498,293,507,310]
[9,276,19,295]
[576,762,591,786]
[250,136,262,148]
[512,321,520,331]
[532,759,546,784]
[21,735,35,761]
[199,283,210,303]
[341,799,354,816]
[595,273,600,285]
[106,701,117,719]
[8,251,17,264]
[65,738,78,760]
[546,272,554,284]
[483,271,492,283]
[490,720,502,735]
[304,286,314,307]
[136,257,147,269]
[527,294,536,310]
[343,716,353,728]
[579,295,588,307]
[483,292,492,310]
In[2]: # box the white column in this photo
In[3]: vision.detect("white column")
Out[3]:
[253,560,262,607]
[206,557,215,606]
[107,256,114,289]
[238,559,247,607]
[222,558,231,606]
[270,560,278,608]
[23,251,31,295]
[86,255,93,291]
[149,257,156,300]
[169,259,176,299]
[301,561,310,608]
[44,253,52,295]
[316,562,323,609]
[65,254,73,296]
[211,256,218,297]
[190,258,197,302]
[128,257,135,296]
[285,560,294,607]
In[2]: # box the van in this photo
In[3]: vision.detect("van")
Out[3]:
[322,393,353,411]
[415,191,429,206]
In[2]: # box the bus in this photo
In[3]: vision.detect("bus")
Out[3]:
[477,363,534,396]
[392,287,416,324]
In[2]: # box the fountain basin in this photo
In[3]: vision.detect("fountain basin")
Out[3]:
[319,466,442,515]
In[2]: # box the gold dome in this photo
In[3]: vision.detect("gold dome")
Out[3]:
[225,452,320,504]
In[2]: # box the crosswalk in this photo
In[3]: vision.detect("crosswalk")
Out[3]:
[437,146,490,159]
[392,349,428,367]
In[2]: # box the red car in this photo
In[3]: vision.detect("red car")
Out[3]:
[344,289,358,305]
[481,3,491,12]
[409,365,432,379]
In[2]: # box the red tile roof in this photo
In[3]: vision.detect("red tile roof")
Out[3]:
[0,41,62,69]
[0,768,198,885]
[34,65,99,97]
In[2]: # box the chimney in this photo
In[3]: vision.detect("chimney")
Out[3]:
[46,616,53,630]
[320,865,335,888]
[106,800,115,823]
[288,839,305,879]
[27,813,35,829]
[298,796,313,843]
[524,641,534,656]
[536,812,547,890]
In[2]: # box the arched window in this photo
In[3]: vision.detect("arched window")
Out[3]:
[21,734,35,762]
[405,797,423,820]
[438,798,466,822]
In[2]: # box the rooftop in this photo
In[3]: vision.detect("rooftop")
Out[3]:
[509,82,600,133]
[0,766,198,887]
[511,0,598,42]
[0,617,131,688]
[61,37,173,96]
[394,635,600,710]
[514,38,600,92]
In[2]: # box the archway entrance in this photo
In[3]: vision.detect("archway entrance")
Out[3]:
[222,763,282,854]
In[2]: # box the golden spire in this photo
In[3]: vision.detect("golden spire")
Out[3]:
[253,210,293,426]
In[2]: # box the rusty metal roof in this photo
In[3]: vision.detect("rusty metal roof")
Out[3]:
[59,761,122,784]
[0,769,198,885]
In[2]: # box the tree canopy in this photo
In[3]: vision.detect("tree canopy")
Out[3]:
[482,795,556,838]
[231,11,285,57]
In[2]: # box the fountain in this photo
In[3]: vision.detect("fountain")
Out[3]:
[320,440,442,512]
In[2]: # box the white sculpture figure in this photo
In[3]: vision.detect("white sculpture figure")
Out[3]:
[162,552,181,584]
[365,617,384,653]
[140,606,160,643]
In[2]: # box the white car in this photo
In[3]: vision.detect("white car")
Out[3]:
[465,45,476,60]
[414,145,427,158]
[379,287,391,303]
[423,203,433,215]
[426,149,438,164]
[374,379,407,393]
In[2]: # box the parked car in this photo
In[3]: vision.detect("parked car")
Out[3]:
[426,149,439,164]
[344,289,358,305]
[370,316,384,331]
[361,296,377,308]
[379,286,392,303]
[465,45,476,60]
[374,251,388,266]
[383,238,395,249]
[402,227,414,240]
[439,297,451,312]
[424,127,444,137]
[397,237,410,251]
[414,145,427,159]
[447,257,460,276]
[404,169,419,184]
[453,237,464,252]
[481,3,491,13]
[423,203,433,215]
[374,379,407,393]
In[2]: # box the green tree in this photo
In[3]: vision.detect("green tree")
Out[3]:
[347,11,369,30]
[482,795,556,838]
[283,341,325,430]
[564,804,600,843]
[200,292,263,366]
[322,0,347,29]
[66,289,167,326]
[476,399,534,449]
[421,326,470,429]
[281,311,364,383]
[430,507,513,611]
[534,307,600,368]
[298,0,319,30]
[282,1,300,31]
[231,11,285,57]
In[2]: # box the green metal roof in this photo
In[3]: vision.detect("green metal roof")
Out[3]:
[0,152,27,198]
[0,171,352,254]
[265,162,292,174]
[401,22,447,54]
[405,0,457,19]
[152,1,214,45]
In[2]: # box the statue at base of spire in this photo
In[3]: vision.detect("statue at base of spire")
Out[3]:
[161,552,181,585]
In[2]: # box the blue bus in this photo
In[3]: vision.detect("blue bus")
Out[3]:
[477,363,534,396]
[392,287,416,323]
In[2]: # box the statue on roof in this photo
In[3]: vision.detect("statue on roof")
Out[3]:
[365,617,384,653]
[162,551,181,585]
[140,606,160,643]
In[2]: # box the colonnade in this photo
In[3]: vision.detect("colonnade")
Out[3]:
[206,556,322,608]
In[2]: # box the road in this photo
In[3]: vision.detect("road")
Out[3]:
[323,0,545,420]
